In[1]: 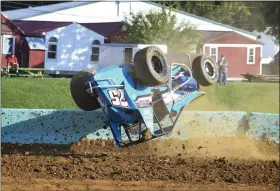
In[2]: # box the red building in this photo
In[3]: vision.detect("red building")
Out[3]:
[20,37,46,68]
[201,31,262,79]
[1,14,22,67]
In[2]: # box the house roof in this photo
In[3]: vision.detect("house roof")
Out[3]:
[11,20,73,35]
[25,37,46,50]
[2,1,95,20]
[1,23,13,34]
[198,30,262,45]
[11,20,123,38]
[80,22,124,38]
[198,31,232,44]
[3,1,257,39]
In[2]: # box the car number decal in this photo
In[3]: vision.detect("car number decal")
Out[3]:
[108,89,129,107]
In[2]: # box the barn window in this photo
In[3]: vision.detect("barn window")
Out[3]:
[47,37,58,59]
[91,40,100,62]
[210,47,217,62]
[247,47,255,64]
[2,35,15,54]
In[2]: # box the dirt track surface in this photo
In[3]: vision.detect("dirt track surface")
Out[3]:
[2,137,280,191]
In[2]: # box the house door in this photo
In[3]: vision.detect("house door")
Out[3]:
[59,37,75,71]
[124,48,133,64]
[21,51,29,68]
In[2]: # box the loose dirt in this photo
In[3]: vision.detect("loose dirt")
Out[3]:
[1,137,279,191]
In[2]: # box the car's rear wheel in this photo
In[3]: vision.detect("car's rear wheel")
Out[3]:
[133,46,170,86]
[70,68,100,111]
[192,55,219,86]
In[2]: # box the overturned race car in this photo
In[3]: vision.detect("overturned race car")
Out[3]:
[70,46,219,148]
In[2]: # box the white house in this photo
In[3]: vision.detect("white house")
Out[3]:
[44,23,167,74]
[253,30,279,64]
[44,23,105,74]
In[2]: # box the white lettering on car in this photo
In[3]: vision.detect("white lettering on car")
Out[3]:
[108,89,129,107]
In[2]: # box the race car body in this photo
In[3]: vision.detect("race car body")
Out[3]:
[70,46,219,147]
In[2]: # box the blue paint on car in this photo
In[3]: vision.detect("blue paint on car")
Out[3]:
[84,63,206,148]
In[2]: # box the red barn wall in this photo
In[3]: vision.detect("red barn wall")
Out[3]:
[1,14,23,67]
[203,32,262,78]
[1,52,9,67]
[217,47,260,78]
[28,50,45,68]
[20,40,30,68]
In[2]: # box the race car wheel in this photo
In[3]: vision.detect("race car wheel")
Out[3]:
[70,68,100,111]
[192,55,219,86]
[133,46,170,86]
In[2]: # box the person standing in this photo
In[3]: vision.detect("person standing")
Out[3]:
[217,55,228,85]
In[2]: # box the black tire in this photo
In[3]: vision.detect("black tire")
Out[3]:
[192,55,219,86]
[133,46,169,86]
[70,68,100,111]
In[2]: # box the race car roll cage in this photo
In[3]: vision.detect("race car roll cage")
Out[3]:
[85,62,206,147]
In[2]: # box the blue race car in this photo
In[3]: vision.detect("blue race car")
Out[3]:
[70,46,219,148]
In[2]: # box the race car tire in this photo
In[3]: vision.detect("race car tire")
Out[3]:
[70,68,100,111]
[133,46,169,86]
[192,55,219,86]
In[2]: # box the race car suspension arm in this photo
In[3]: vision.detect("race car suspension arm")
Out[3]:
[85,79,124,95]
[123,123,133,143]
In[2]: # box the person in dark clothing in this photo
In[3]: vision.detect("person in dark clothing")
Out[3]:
[217,55,228,85]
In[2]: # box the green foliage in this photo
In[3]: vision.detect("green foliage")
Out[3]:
[257,2,279,37]
[123,8,200,53]
[183,2,251,28]
[158,1,279,37]
[1,78,279,113]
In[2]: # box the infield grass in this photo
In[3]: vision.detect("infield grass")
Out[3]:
[1,78,279,113]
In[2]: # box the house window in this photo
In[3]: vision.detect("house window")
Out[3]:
[210,47,217,62]
[2,35,15,54]
[91,40,100,62]
[47,37,58,59]
[247,47,255,64]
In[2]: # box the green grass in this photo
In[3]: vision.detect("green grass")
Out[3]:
[188,82,279,113]
[1,78,78,109]
[1,78,279,113]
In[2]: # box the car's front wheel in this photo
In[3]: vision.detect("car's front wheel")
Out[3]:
[70,68,100,111]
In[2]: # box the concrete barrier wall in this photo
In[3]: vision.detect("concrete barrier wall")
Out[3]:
[248,112,280,143]
[1,109,112,144]
[168,111,247,139]
[1,109,279,144]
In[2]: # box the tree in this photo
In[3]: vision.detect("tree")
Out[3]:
[254,2,279,38]
[181,2,252,31]
[158,1,279,38]
[123,8,201,53]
